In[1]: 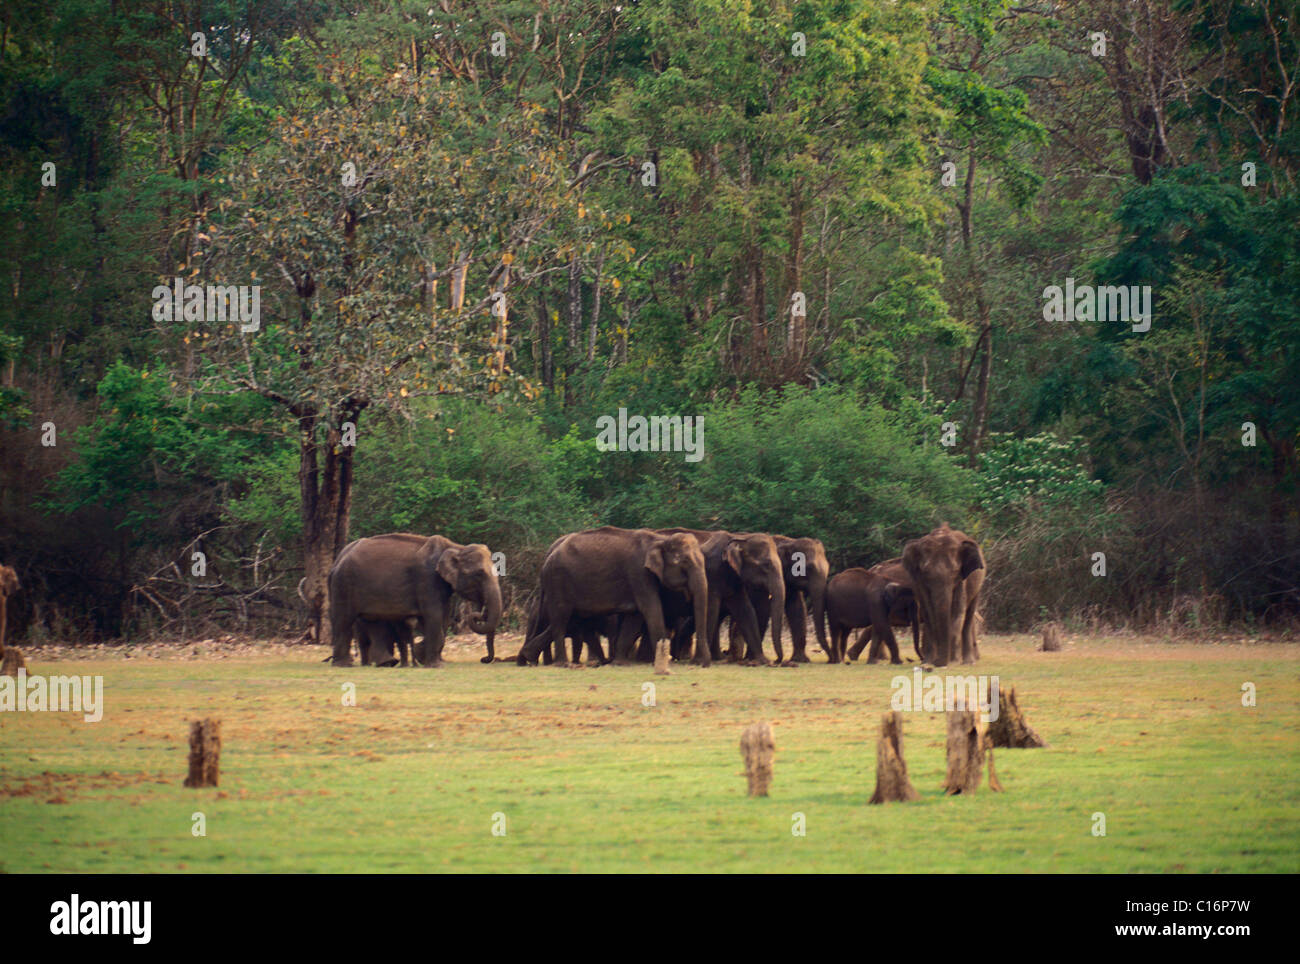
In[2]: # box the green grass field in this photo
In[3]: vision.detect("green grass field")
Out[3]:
[2,633,1297,873]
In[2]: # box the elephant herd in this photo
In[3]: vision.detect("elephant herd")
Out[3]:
[325,523,985,671]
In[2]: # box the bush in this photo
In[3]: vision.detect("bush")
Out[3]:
[610,386,976,568]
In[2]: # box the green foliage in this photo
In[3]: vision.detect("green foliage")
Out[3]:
[348,402,593,561]
[615,387,976,565]
[976,432,1103,515]
[50,362,283,538]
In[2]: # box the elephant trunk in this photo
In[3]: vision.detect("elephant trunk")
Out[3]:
[767,570,786,661]
[689,567,710,667]
[469,580,502,638]
[807,567,829,653]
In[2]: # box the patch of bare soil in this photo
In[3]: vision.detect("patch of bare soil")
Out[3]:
[19,631,529,662]
[0,769,170,802]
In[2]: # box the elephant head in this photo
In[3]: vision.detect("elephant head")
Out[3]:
[645,531,710,666]
[902,524,984,666]
[724,534,786,660]
[435,542,503,659]
[779,536,829,653]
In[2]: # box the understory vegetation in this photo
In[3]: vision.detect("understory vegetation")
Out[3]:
[1,0,1296,642]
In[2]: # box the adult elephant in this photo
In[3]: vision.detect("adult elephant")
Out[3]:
[328,533,502,667]
[902,525,985,666]
[744,535,829,663]
[517,527,709,670]
[847,557,921,663]
[827,567,908,664]
[658,529,785,665]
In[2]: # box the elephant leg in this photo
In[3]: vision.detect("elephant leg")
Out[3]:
[584,625,605,665]
[367,620,400,668]
[630,584,669,667]
[961,606,979,664]
[329,607,355,666]
[751,588,771,640]
[868,631,886,663]
[394,621,415,667]
[729,594,766,665]
[609,614,641,665]
[847,627,871,661]
[723,618,739,660]
[878,623,901,664]
[828,625,843,664]
[356,620,372,666]
[670,620,692,661]
[636,624,657,662]
[417,602,448,667]
[786,594,810,662]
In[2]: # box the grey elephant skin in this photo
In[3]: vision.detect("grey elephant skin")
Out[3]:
[518,527,710,667]
[846,557,921,663]
[328,533,503,666]
[826,566,911,664]
[657,529,785,665]
[744,535,830,663]
[902,524,985,666]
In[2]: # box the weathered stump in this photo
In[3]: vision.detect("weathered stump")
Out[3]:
[984,733,1004,792]
[183,718,222,788]
[740,722,775,796]
[869,711,919,804]
[0,647,25,677]
[1039,623,1062,652]
[943,710,985,795]
[987,686,1048,748]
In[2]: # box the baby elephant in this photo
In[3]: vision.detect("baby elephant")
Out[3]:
[826,568,910,664]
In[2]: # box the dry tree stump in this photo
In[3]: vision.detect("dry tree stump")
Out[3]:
[869,711,919,804]
[740,722,775,797]
[183,718,222,788]
[987,686,1049,748]
[0,647,25,677]
[1039,623,1062,652]
[943,710,988,795]
[984,733,1003,792]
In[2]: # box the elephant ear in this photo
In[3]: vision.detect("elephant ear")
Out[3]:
[959,540,984,579]
[882,581,901,610]
[435,550,462,587]
[644,543,667,582]
[724,541,745,576]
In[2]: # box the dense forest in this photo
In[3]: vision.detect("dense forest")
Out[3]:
[0,0,1296,644]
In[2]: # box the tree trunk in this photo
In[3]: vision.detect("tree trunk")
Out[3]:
[740,722,775,797]
[183,718,221,788]
[943,710,985,795]
[869,711,920,803]
[299,410,358,654]
[987,686,1049,748]
[1040,623,1062,652]
[1,647,25,677]
[564,256,582,406]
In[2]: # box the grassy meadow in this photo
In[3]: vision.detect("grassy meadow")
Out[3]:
[1,633,1297,873]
